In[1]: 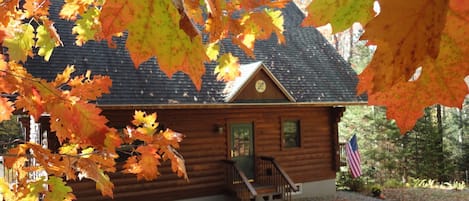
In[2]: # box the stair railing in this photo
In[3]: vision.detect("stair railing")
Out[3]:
[258,156,299,201]
[222,159,257,201]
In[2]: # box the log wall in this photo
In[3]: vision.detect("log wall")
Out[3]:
[67,105,342,201]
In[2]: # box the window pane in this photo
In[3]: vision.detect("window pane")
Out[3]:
[283,120,300,148]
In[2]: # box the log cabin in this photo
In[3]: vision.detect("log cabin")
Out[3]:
[20,2,366,201]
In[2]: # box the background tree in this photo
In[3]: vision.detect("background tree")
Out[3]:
[0,116,21,153]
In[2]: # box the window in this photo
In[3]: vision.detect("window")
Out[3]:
[282,120,300,148]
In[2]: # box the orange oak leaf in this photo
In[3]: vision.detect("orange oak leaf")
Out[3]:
[360,0,469,133]
[42,18,63,46]
[359,0,449,93]
[98,0,135,42]
[0,28,7,43]
[69,73,112,101]
[0,0,19,26]
[76,158,114,198]
[204,0,229,43]
[59,0,95,20]
[4,62,116,149]
[0,97,14,122]
[183,0,204,25]
[123,111,187,180]
[52,65,75,87]
[124,146,161,181]
[48,101,110,148]
[24,0,51,19]
[232,9,284,58]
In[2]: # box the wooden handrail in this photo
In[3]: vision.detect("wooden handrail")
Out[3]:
[259,156,299,192]
[221,159,258,197]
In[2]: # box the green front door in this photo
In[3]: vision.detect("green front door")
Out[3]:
[230,123,254,179]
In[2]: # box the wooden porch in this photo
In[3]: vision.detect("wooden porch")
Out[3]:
[222,156,299,201]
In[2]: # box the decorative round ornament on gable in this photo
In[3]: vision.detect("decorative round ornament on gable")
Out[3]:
[255,79,266,93]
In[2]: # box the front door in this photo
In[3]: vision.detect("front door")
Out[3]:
[230,123,254,179]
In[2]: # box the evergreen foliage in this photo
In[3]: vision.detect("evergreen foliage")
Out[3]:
[0,116,22,153]
[339,102,469,186]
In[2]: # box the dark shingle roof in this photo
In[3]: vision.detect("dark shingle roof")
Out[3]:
[25,2,366,105]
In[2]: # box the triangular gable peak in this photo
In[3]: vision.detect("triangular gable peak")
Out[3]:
[223,62,295,103]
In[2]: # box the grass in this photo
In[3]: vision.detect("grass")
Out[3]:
[383,188,469,201]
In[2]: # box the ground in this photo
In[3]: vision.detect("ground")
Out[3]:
[294,188,469,201]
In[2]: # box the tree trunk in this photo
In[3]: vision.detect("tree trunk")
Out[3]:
[436,105,445,181]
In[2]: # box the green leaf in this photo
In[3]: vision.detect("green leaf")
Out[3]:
[72,7,100,46]
[4,24,35,62]
[302,0,375,33]
[36,25,57,61]
[44,176,74,201]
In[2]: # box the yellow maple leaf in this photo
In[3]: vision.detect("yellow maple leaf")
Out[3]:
[72,6,100,46]
[214,53,240,82]
[4,23,35,62]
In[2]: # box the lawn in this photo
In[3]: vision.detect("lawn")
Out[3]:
[383,188,469,201]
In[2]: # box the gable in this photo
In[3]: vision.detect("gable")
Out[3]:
[224,62,295,103]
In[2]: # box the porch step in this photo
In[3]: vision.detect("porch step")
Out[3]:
[252,184,282,201]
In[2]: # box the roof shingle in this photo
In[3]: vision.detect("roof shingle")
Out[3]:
[25,2,366,105]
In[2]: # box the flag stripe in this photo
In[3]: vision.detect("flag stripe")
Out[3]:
[345,134,361,178]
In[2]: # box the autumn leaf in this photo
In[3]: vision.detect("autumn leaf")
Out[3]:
[76,158,114,198]
[0,97,14,122]
[132,110,158,136]
[237,0,291,10]
[59,0,95,20]
[52,65,75,87]
[24,0,51,19]
[3,23,35,62]
[0,0,19,26]
[134,146,161,180]
[0,178,14,201]
[361,1,469,133]
[98,0,134,41]
[68,73,112,100]
[43,176,75,201]
[183,0,204,25]
[244,9,285,43]
[42,19,62,46]
[359,0,448,93]
[0,28,8,43]
[100,0,207,90]
[72,6,100,46]
[206,42,220,61]
[302,0,375,33]
[204,0,228,43]
[215,53,240,82]
[123,111,187,181]
[15,84,45,120]
[36,24,58,61]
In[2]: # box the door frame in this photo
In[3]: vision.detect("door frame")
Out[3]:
[226,120,256,180]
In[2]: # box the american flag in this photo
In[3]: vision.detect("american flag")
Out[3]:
[345,134,362,178]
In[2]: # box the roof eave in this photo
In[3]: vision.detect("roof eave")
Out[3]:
[97,101,368,110]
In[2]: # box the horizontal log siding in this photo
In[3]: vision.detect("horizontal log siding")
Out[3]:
[69,106,338,200]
